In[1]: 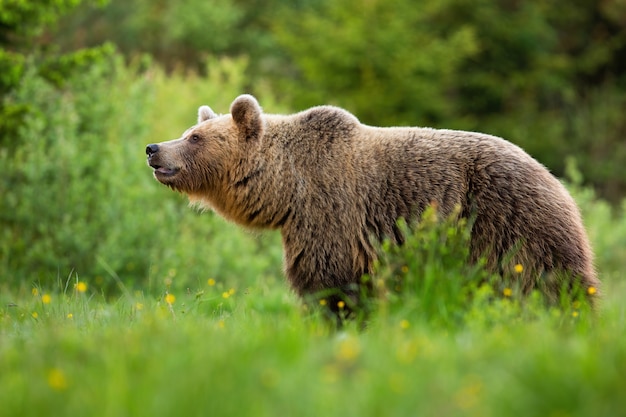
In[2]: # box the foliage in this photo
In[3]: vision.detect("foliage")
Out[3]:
[43,0,626,199]
[0,0,112,144]
[0,240,624,417]
[1,53,150,289]
[0,51,284,295]
[370,209,487,328]
[0,0,102,41]
[49,0,246,71]
[368,205,597,330]
[271,0,626,199]
[0,0,284,294]
[272,0,626,121]
[565,159,626,280]
[273,0,480,125]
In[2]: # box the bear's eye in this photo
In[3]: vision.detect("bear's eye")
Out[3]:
[190,134,201,143]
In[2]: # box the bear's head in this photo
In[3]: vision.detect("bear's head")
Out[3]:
[146,94,265,196]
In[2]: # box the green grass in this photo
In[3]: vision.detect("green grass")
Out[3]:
[2,255,625,417]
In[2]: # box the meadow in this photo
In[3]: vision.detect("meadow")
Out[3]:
[2,53,626,417]
[1,240,626,417]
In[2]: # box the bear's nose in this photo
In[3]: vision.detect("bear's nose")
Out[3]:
[146,144,159,156]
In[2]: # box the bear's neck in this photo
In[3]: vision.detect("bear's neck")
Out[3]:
[200,121,297,229]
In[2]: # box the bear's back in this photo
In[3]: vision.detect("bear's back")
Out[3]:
[277,120,597,298]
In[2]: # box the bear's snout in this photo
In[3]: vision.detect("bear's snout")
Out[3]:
[146,143,179,180]
[146,144,159,156]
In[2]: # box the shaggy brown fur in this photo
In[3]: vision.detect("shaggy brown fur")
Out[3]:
[146,94,599,310]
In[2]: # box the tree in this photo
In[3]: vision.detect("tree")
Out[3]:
[0,0,111,145]
[272,0,626,198]
[273,0,479,126]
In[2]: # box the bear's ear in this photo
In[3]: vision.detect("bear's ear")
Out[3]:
[198,105,217,124]
[230,94,264,141]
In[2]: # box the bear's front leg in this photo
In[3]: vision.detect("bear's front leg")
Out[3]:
[281,226,371,317]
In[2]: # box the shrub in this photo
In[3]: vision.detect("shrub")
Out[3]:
[0,53,285,297]
[369,207,488,328]
[0,53,153,291]
[369,204,597,329]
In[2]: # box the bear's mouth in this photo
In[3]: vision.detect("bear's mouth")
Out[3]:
[151,164,179,178]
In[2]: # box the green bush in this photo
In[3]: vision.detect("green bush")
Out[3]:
[565,160,626,280]
[370,208,486,328]
[0,54,284,296]
[0,53,151,289]
[369,203,600,330]
[272,0,480,126]
[270,0,626,200]
[0,0,286,295]
[50,0,246,71]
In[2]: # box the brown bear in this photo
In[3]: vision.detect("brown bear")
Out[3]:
[146,94,599,311]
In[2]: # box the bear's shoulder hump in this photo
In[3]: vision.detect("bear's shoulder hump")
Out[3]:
[298,105,360,131]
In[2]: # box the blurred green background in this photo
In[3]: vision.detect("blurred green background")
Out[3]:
[1,0,625,295]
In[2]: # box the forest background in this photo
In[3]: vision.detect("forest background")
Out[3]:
[1,0,625,293]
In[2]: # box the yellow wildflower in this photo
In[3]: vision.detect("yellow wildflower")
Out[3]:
[32,312,38,319]
[319,299,327,306]
[75,281,87,293]
[41,294,51,304]
[401,265,409,274]
[67,313,73,319]
[222,291,230,299]
[503,288,513,297]
[572,311,579,318]
[587,286,597,295]
[164,293,176,305]
[207,278,216,286]
[47,368,68,391]
[514,264,524,274]
[32,288,39,296]
[337,301,346,309]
